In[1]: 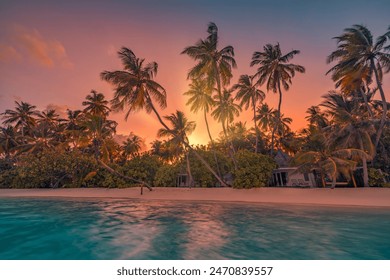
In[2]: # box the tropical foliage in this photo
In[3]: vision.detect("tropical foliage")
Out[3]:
[1,23,389,189]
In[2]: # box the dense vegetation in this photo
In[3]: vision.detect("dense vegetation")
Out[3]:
[1,23,389,189]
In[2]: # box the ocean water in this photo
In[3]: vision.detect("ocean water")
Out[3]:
[0,198,389,260]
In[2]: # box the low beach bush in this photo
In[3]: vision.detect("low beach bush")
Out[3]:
[232,150,276,188]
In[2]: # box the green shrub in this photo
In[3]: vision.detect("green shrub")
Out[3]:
[154,164,179,187]
[122,154,163,187]
[368,168,388,187]
[232,150,276,189]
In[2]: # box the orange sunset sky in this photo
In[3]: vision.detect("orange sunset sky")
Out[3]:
[0,0,389,146]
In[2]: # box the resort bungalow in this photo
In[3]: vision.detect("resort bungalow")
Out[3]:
[271,167,319,187]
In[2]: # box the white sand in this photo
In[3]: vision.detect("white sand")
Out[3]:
[1,187,390,207]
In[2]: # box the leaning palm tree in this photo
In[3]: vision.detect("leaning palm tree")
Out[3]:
[182,22,237,139]
[82,90,111,117]
[321,91,375,187]
[251,43,305,155]
[294,147,366,188]
[327,25,390,154]
[1,101,40,139]
[157,111,196,187]
[102,47,227,186]
[232,74,265,153]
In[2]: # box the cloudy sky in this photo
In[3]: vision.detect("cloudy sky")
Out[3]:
[1,0,389,145]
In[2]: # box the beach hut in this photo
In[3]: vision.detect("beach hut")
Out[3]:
[271,167,319,187]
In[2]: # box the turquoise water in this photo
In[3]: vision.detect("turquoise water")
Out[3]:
[0,198,389,260]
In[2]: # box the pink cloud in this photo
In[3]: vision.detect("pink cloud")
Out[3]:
[0,25,73,68]
[0,44,22,62]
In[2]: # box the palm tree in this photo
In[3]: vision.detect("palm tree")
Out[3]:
[82,90,111,117]
[0,126,19,159]
[232,74,265,153]
[182,22,237,139]
[305,106,329,129]
[211,89,242,137]
[157,111,196,187]
[321,91,375,187]
[102,47,228,186]
[122,133,145,160]
[327,25,390,154]
[101,47,168,127]
[1,101,40,139]
[251,43,305,155]
[294,147,366,188]
[16,122,60,155]
[183,79,215,144]
[37,109,62,130]
[255,103,274,133]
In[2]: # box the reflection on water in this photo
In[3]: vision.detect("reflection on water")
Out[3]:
[0,198,389,260]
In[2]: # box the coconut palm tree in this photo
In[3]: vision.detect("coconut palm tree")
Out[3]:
[82,90,111,117]
[0,126,19,159]
[305,106,329,129]
[255,103,274,133]
[102,47,228,187]
[182,22,237,138]
[122,133,145,160]
[101,47,168,127]
[183,79,215,144]
[211,89,242,137]
[251,43,305,155]
[16,122,60,155]
[1,101,40,139]
[294,147,366,188]
[157,111,196,187]
[321,91,375,187]
[327,25,390,154]
[232,74,265,153]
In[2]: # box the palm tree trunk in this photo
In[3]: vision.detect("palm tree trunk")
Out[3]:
[358,134,369,187]
[97,158,153,191]
[204,110,222,177]
[270,82,283,156]
[360,89,373,118]
[351,171,357,188]
[186,150,193,188]
[214,65,237,168]
[331,175,336,189]
[148,95,228,187]
[371,60,388,160]
[252,96,259,153]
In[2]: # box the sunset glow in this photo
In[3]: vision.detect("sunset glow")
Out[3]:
[1,0,389,146]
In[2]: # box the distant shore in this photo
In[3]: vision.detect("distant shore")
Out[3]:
[1,187,390,207]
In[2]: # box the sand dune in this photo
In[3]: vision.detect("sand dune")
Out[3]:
[1,187,390,207]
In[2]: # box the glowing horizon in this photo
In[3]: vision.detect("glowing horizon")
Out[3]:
[1,0,389,147]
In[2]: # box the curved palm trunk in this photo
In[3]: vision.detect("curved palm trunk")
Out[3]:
[148,95,228,187]
[185,150,194,188]
[252,96,259,153]
[97,159,152,192]
[92,137,152,193]
[371,60,388,160]
[331,175,336,189]
[358,134,369,187]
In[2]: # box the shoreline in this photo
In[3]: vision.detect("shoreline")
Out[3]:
[1,187,390,207]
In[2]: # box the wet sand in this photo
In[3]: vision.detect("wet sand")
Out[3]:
[1,187,390,207]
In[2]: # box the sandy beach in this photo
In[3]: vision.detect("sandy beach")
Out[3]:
[1,187,390,207]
